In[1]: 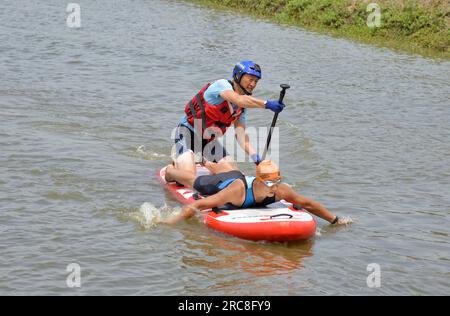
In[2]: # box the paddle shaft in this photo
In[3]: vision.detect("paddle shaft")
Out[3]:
[261,84,290,161]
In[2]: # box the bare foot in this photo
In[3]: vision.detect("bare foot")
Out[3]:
[204,160,237,175]
[204,161,217,175]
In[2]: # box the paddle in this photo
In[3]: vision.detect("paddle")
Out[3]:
[261,84,290,161]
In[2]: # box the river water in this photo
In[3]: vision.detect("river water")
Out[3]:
[0,0,449,295]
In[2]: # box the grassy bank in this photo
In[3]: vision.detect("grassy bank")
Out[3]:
[190,0,449,60]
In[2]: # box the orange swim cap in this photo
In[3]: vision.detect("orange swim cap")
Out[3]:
[256,160,281,182]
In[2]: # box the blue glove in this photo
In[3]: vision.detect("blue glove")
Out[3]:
[265,100,285,113]
[251,154,262,165]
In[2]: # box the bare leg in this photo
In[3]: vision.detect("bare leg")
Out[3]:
[204,156,239,175]
[165,151,196,188]
[218,155,239,170]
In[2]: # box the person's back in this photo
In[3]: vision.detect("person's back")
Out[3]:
[193,169,277,209]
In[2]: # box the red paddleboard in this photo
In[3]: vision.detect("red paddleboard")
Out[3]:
[157,165,316,242]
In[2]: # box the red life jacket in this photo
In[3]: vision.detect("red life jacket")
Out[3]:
[185,82,243,139]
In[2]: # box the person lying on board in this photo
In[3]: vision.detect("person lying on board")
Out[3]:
[162,151,353,225]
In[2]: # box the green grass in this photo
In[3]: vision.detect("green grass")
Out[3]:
[188,0,450,60]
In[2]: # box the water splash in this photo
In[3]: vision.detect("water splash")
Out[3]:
[135,202,182,228]
[136,145,147,155]
[139,202,162,227]
[134,145,168,160]
[315,227,322,237]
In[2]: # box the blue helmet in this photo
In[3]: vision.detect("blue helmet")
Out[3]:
[232,61,262,83]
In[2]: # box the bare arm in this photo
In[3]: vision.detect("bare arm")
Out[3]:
[234,121,257,156]
[220,90,266,109]
[163,182,243,224]
[277,184,342,224]
[193,188,234,211]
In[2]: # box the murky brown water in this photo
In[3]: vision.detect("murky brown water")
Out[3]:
[0,0,449,295]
